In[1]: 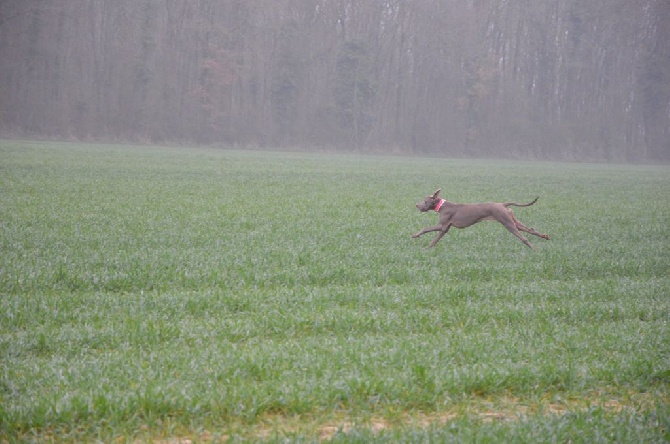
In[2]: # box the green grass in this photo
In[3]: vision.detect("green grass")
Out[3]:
[1,140,668,442]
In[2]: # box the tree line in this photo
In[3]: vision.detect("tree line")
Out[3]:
[0,0,668,161]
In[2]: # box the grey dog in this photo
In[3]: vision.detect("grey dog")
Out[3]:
[413,189,550,249]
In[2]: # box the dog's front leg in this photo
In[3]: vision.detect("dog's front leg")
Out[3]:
[412,224,443,238]
[427,225,451,248]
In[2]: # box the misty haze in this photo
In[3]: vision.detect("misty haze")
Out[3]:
[3,2,670,442]
[0,1,668,162]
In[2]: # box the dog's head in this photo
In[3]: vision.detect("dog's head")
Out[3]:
[416,189,442,212]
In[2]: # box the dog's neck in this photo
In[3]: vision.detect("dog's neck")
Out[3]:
[434,198,446,212]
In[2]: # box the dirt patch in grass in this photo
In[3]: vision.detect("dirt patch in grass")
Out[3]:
[266,389,666,442]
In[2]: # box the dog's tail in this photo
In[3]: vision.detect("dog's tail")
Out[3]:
[503,197,539,208]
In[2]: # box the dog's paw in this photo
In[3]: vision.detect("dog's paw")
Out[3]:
[411,233,420,238]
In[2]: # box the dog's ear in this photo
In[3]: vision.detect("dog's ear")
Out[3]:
[432,189,442,198]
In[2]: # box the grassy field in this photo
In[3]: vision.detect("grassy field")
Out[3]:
[1,140,668,442]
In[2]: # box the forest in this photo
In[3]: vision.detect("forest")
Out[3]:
[0,0,668,162]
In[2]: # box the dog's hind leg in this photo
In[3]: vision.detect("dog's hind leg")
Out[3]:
[511,215,550,240]
[501,221,534,249]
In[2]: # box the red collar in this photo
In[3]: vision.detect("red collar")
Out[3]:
[434,198,445,212]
